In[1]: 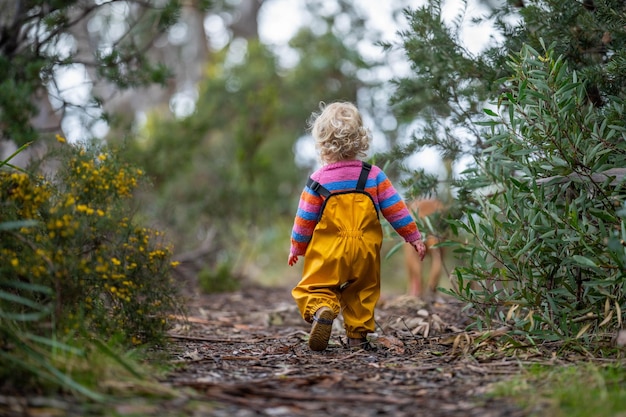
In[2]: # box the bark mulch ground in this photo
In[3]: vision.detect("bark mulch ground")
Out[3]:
[163,284,531,417]
[1,283,540,417]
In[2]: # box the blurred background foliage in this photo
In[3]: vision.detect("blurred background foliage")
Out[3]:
[116,0,403,288]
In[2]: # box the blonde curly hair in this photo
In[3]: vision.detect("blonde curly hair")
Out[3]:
[309,101,371,164]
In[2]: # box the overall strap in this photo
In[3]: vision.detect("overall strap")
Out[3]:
[306,177,331,198]
[307,161,372,197]
[356,162,372,191]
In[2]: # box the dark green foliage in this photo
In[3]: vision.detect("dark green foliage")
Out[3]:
[392,0,626,342]
[450,43,626,340]
[391,0,626,174]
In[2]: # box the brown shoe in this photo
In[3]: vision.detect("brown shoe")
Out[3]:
[308,307,334,351]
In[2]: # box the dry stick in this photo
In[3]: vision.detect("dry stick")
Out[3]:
[374,318,386,335]
[169,333,257,343]
[168,330,306,344]
[401,317,423,343]
[169,314,214,324]
[199,384,413,406]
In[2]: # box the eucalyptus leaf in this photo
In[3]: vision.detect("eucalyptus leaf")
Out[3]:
[571,255,598,268]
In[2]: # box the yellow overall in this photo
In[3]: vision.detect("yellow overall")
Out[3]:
[292,179,383,339]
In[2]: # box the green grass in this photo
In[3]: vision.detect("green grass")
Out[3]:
[492,362,626,417]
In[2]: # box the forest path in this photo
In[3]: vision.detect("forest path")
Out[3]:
[162,284,530,417]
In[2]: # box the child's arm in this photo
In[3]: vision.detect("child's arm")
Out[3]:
[374,170,422,243]
[288,183,324,265]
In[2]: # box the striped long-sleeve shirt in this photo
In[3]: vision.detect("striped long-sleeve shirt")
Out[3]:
[290,160,421,256]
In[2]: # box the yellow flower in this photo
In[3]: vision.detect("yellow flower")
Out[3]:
[10,258,18,267]
[111,258,121,266]
[97,153,107,161]
[170,261,180,268]
[55,134,66,143]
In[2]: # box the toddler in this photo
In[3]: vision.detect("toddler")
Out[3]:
[288,101,426,351]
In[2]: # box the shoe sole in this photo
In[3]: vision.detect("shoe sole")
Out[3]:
[309,308,334,351]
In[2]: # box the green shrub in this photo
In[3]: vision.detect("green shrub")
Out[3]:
[450,42,626,343]
[0,139,182,392]
[198,261,239,293]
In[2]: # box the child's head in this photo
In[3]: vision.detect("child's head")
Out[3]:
[309,101,371,164]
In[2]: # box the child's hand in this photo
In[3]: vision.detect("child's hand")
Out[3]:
[288,253,299,266]
[411,240,427,261]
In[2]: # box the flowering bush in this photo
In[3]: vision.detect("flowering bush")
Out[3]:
[0,139,181,347]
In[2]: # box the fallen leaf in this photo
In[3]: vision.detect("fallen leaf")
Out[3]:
[376,335,405,354]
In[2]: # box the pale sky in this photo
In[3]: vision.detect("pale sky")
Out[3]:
[259,0,495,58]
